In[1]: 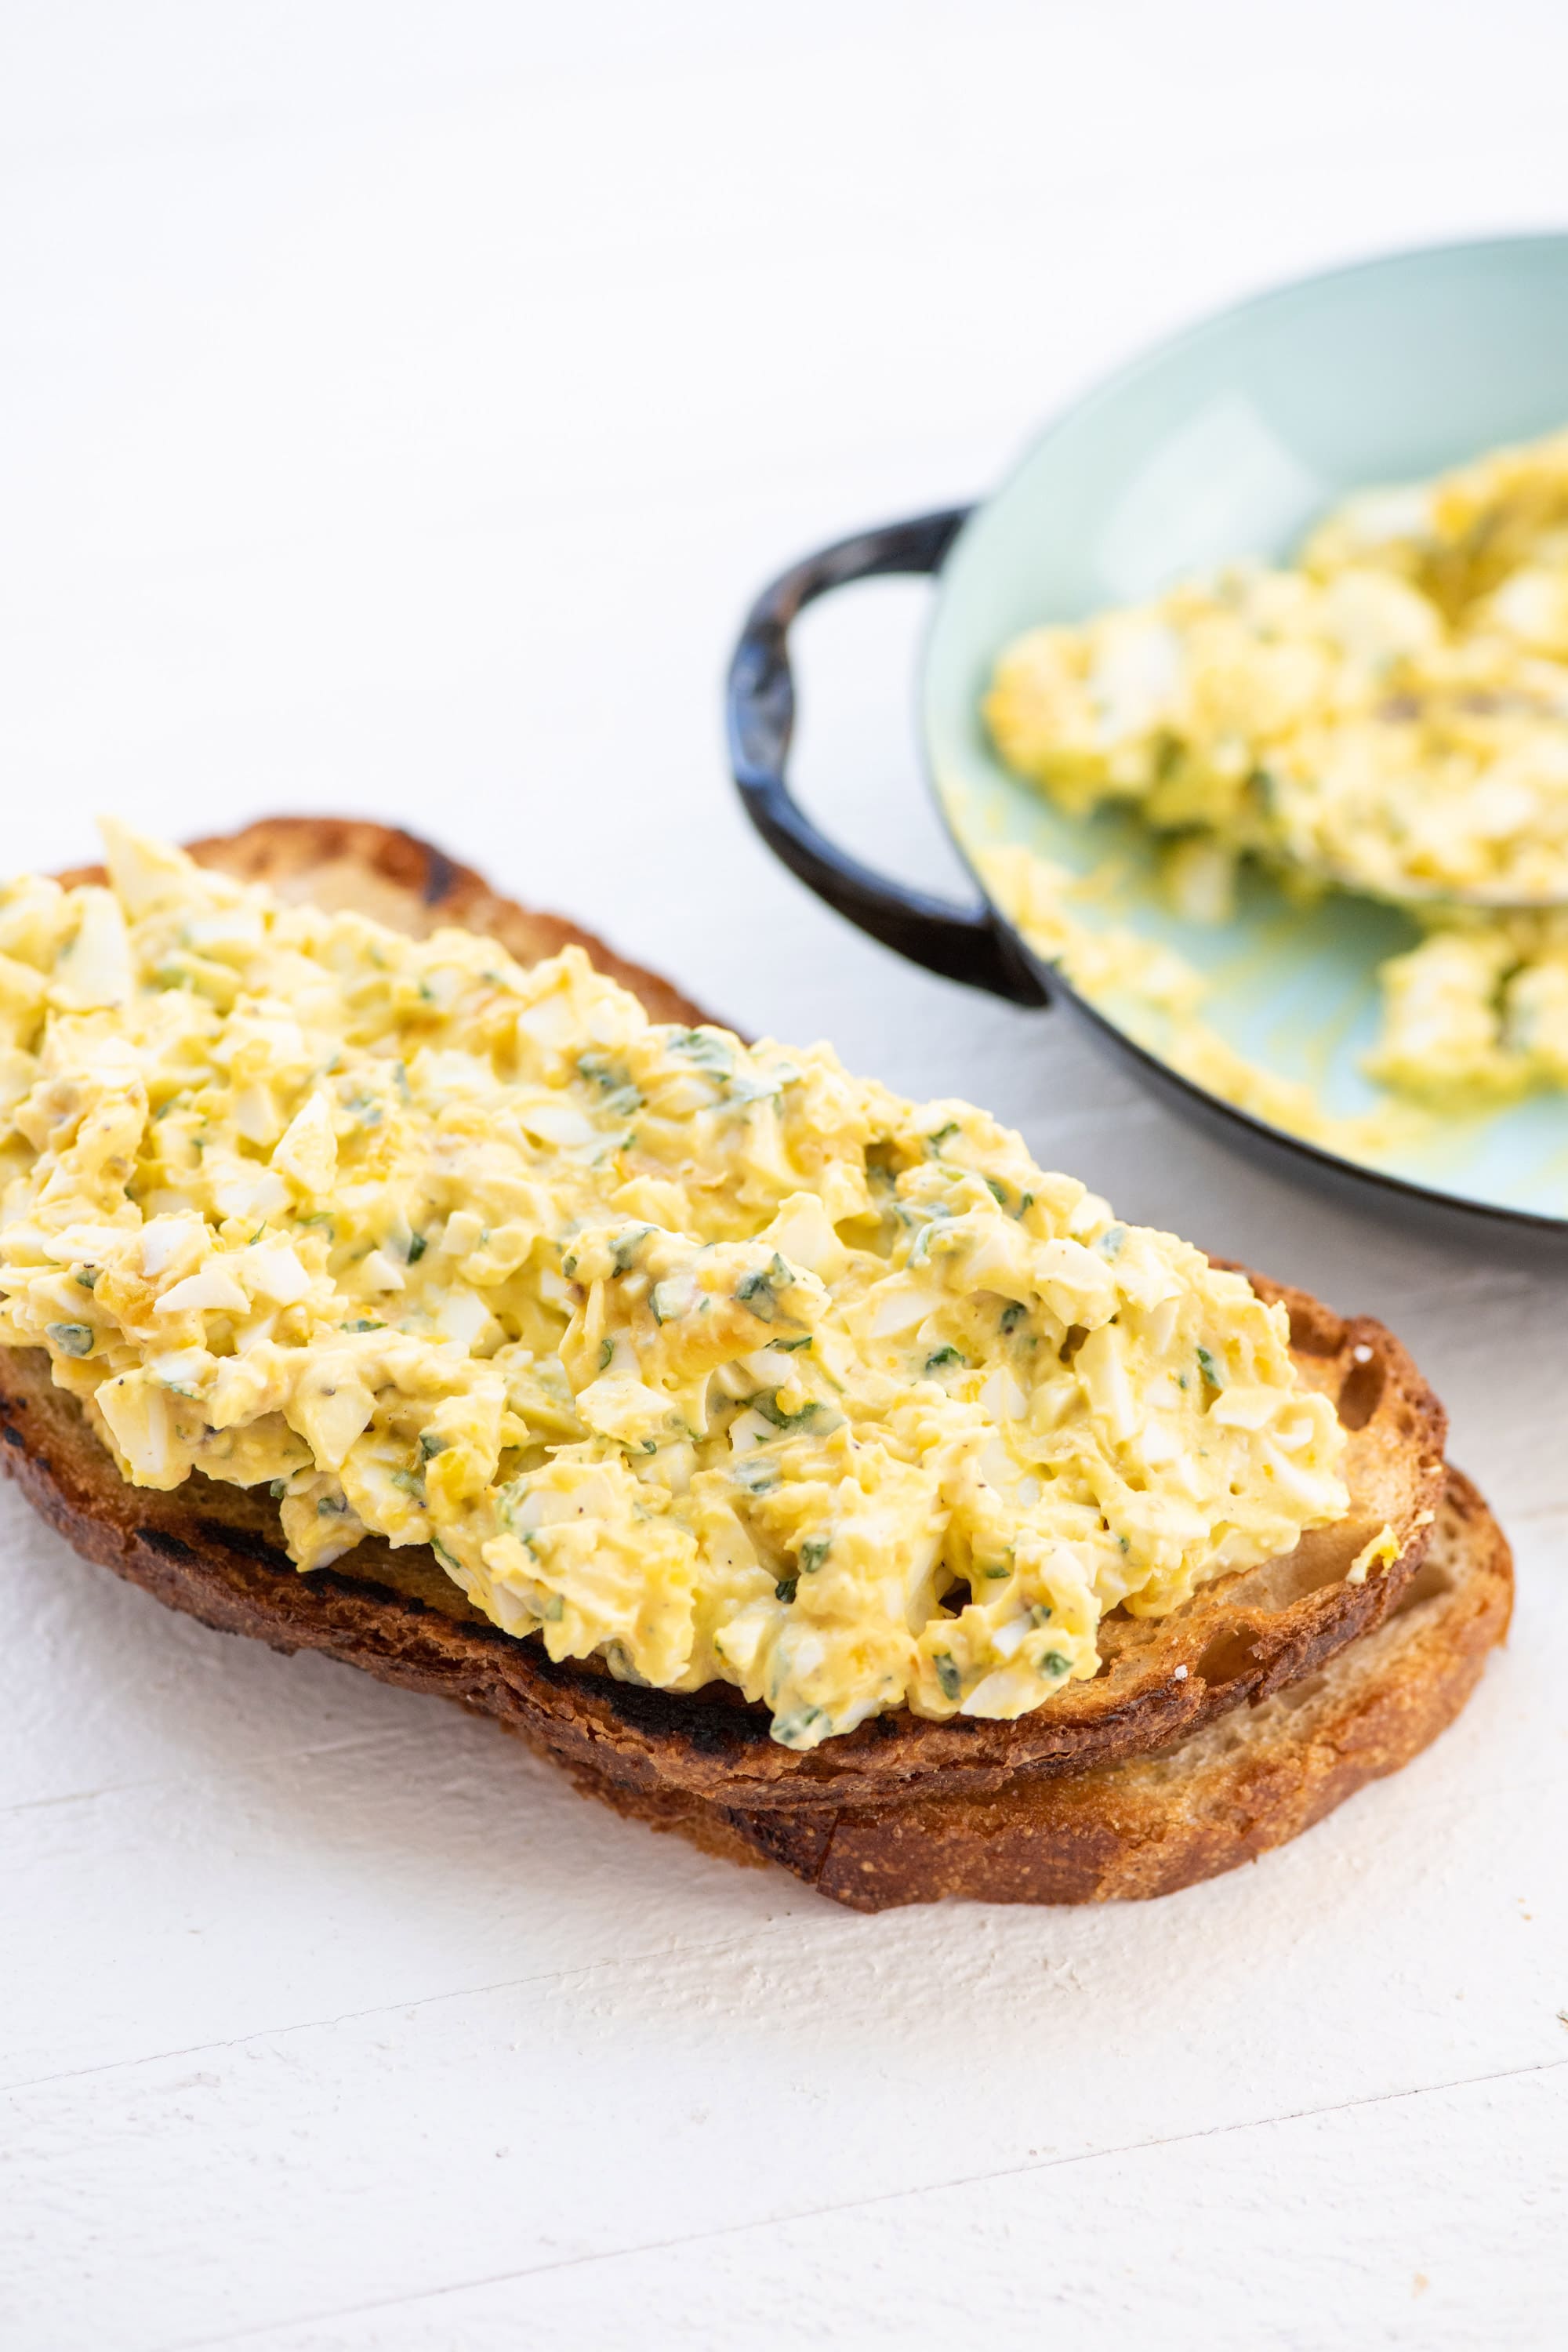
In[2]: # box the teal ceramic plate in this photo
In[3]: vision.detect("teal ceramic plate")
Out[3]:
[730,235,1568,1235]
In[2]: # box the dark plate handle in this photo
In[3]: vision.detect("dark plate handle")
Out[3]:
[726,509,1050,1007]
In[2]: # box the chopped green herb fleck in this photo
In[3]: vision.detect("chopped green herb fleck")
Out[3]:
[771,1334,812,1352]
[775,1575,798,1604]
[561,1253,578,1277]
[982,1565,1011,1580]
[1030,1603,1054,1626]
[46,1322,94,1357]
[799,1538,830,1572]
[1098,1223,1127,1258]
[924,1345,965,1373]
[731,1458,779,1495]
[268,1477,289,1500]
[74,1266,100,1290]
[1041,1650,1071,1678]
[771,1704,825,1748]
[342,1318,385,1332]
[735,1268,777,1321]
[578,1051,642,1115]
[611,1225,652,1273]
[750,1390,828,1432]
[934,1653,961,1700]
[726,1070,782,1107]
[1000,1301,1026,1334]
[1196,1345,1223,1389]
[669,1027,734,1076]
[985,1176,1009,1207]
[927,1120,960,1150]
[405,1232,427,1264]
[599,1336,615,1370]
[430,1537,461,1574]
[419,1432,449,1459]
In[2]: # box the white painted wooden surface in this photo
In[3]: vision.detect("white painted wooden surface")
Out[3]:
[2,6,1566,2345]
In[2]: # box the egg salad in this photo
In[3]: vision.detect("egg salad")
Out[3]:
[985,425,1568,907]
[977,844,1422,1163]
[0,826,1348,1748]
[984,423,1568,1112]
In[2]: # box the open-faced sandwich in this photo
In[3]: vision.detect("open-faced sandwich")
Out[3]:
[0,819,1511,1907]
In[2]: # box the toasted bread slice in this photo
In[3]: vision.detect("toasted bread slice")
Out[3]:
[2,819,1457,1837]
[536,1467,1511,1906]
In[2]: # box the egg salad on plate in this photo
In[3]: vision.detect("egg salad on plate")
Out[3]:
[985,423,1568,1113]
[0,826,1347,1749]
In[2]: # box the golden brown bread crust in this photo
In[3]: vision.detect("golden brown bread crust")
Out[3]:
[557,1469,1512,1908]
[0,1348,1504,1908]
[0,816,1453,1825]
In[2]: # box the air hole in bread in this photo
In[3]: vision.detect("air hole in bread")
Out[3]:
[1286,1305,1341,1356]
[1228,1526,1366,1610]
[1274,1671,1330,1713]
[1337,1351,1385,1431]
[1196,1624,1261,1686]
[1392,1559,1454,1617]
